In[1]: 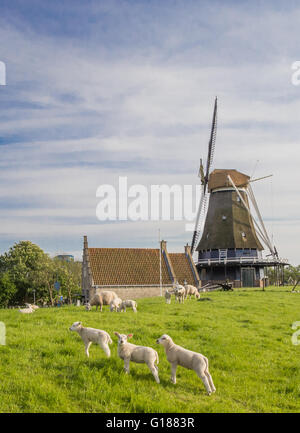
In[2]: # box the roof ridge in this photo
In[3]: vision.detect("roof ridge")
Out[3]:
[88,247,160,250]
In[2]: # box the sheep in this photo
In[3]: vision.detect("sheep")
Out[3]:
[156,334,216,395]
[118,300,137,313]
[173,283,185,303]
[114,332,160,383]
[69,321,112,358]
[19,305,35,314]
[184,284,200,300]
[110,297,122,312]
[165,289,172,304]
[97,290,118,305]
[85,293,103,312]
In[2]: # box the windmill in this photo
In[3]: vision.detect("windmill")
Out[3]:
[191,99,288,288]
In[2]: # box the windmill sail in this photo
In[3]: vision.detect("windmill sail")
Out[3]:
[191,97,218,254]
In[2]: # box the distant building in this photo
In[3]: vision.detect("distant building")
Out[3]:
[55,254,74,262]
[81,236,200,301]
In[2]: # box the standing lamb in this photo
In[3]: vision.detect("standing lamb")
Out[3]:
[69,321,112,358]
[173,283,185,303]
[110,297,122,312]
[184,284,200,300]
[156,334,216,395]
[118,300,137,313]
[85,293,103,312]
[165,290,172,304]
[114,332,160,383]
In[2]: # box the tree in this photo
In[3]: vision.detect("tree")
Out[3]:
[0,272,17,307]
[53,258,81,304]
[0,241,54,305]
[0,241,82,306]
[266,265,300,286]
[284,265,300,286]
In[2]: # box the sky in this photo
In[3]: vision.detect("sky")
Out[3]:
[0,0,299,264]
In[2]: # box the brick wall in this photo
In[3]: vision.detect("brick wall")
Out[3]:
[92,285,174,300]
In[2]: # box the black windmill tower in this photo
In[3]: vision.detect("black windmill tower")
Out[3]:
[190,98,288,288]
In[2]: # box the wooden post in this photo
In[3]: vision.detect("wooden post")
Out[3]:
[159,229,162,297]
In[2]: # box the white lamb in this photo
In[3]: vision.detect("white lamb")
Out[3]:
[19,305,35,314]
[110,297,122,312]
[156,334,216,395]
[165,289,172,304]
[114,332,160,383]
[69,321,112,358]
[173,283,185,303]
[118,300,137,313]
[184,284,200,300]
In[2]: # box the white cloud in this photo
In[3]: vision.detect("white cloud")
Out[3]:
[0,3,299,265]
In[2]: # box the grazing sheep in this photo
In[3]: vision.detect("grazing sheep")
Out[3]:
[97,290,118,305]
[19,305,35,314]
[69,321,112,358]
[165,289,172,304]
[114,332,160,383]
[85,293,103,312]
[118,300,137,313]
[173,284,185,303]
[156,334,216,395]
[110,297,122,312]
[184,284,200,300]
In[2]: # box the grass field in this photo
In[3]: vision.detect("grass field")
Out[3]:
[0,287,299,413]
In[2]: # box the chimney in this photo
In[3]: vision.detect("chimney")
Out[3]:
[83,235,88,250]
[184,243,191,255]
[161,240,167,251]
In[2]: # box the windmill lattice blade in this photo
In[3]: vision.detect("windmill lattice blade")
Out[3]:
[191,97,218,253]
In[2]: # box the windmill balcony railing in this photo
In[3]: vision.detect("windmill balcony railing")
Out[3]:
[196,257,289,266]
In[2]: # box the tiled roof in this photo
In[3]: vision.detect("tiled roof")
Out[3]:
[88,247,198,287]
[88,248,172,286]
[169,253,196,286]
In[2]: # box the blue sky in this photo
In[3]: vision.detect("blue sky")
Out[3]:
[0,0,299,264]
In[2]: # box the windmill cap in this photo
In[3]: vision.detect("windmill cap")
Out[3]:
[208,169,250,192]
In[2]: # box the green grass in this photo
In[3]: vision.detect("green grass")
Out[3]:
[0,287,300,413]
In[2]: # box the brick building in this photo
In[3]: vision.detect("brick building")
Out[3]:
[81,236,200,301]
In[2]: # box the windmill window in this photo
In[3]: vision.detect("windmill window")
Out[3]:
[241,232,246,237]
[237,196,241,202]
[206,233,209,239]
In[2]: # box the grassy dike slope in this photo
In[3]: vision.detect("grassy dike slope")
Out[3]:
[0,288,299,413]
